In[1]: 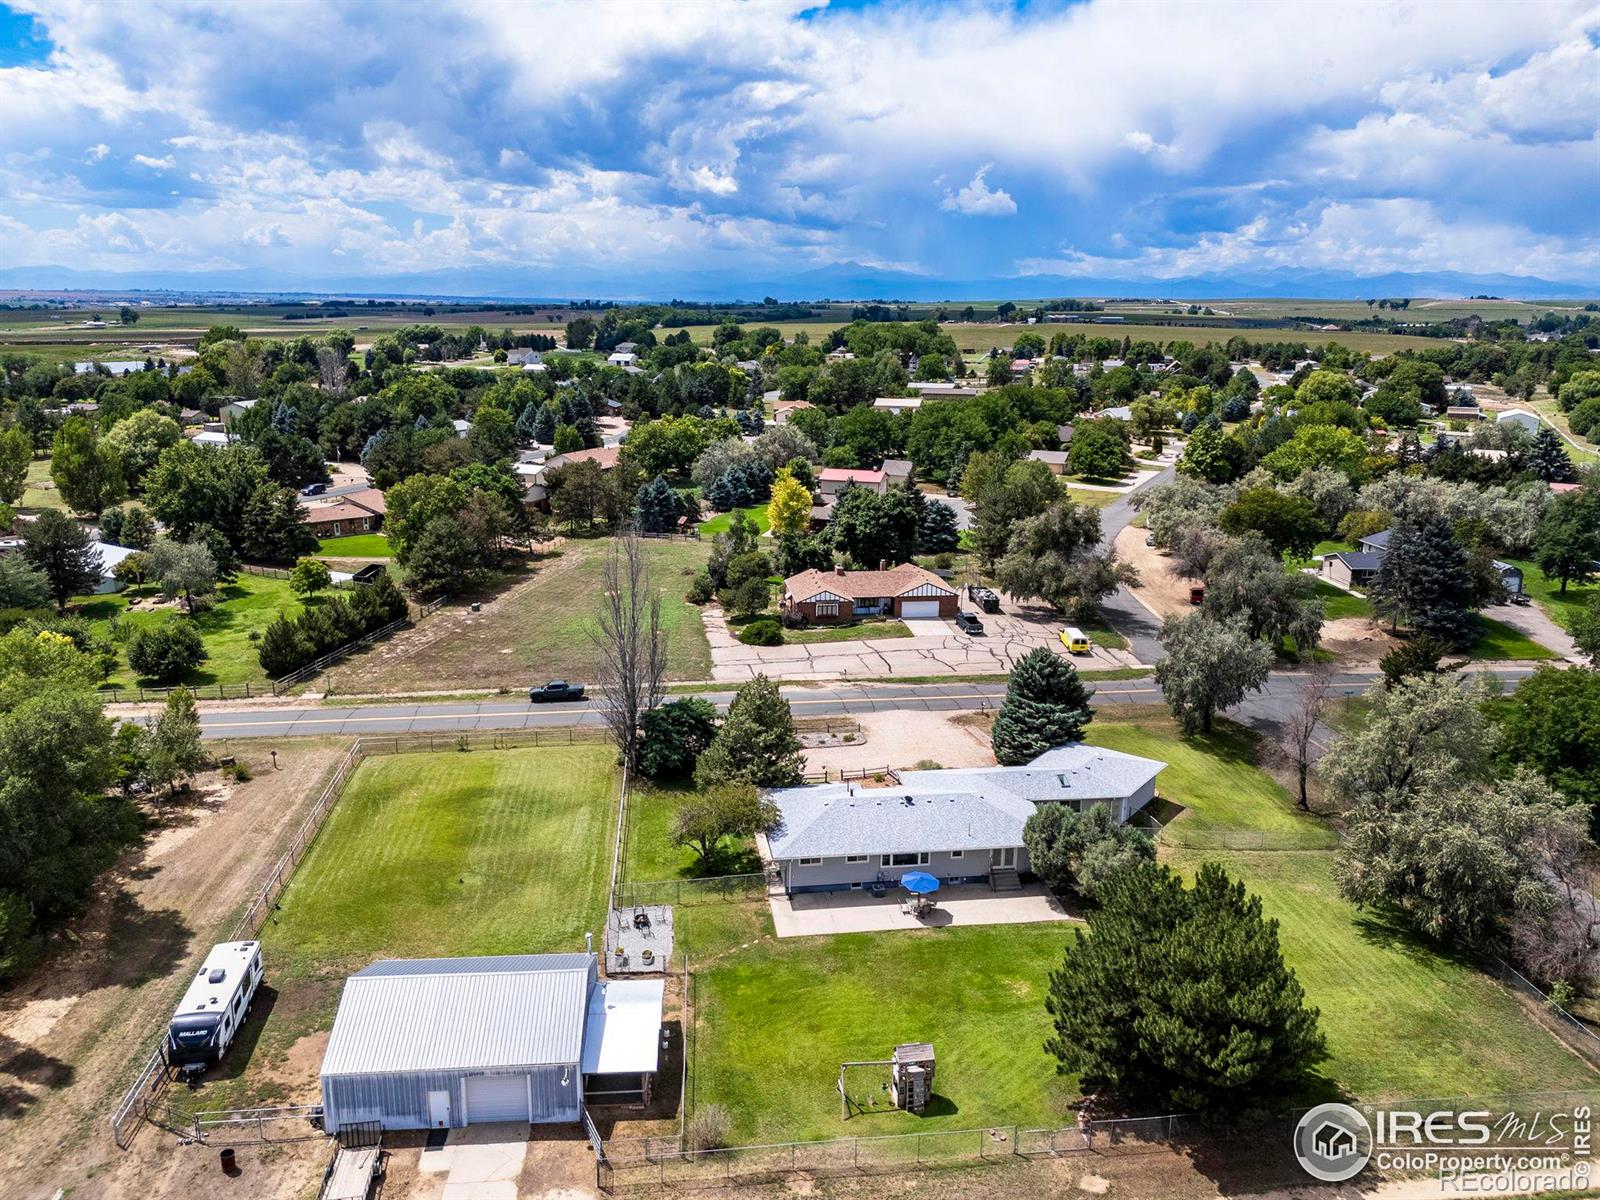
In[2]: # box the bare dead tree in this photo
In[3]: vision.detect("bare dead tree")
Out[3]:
[589,529,666,773]
[316,345,349,398]
[1280,668,1332,811]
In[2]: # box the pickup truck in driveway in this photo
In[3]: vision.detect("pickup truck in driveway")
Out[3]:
[529,681,586,703]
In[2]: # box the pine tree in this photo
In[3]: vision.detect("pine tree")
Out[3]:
[694,674,804,789]
[991,647,1094,765]
[1526,425,1575,483]
[1044,861,1326,1110]
[21,510,103,610]
[531,402,558,445]
[918,500,961,554]
[1367,512,1475,647]
[634,475,680,534]
[257,614,308,677]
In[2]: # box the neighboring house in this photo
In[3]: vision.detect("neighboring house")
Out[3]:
[188,430,233,448]
[764,743,1166,894]
[873,397,922,414]
[782,563,956,624]
[881,459,914,488]
[90,541,141,593]
[772,399,816,426]
[908,383,978,398]
[1444,405,1483,421]
[1009,358,1033,376]
[319,952,663,1133]
[301,488,387,538]
[452,418,473,438]
[826,347,854,362]
[1056,423,1075,445]
[1323,527,1523,595]
[523,446,621,506]
[1027,449,1070,474]
[613,341,638,354]
[220,398,259,425]
[1090,406,1133,422]
[816,467,886,497]
[506,349,542,367]
[72,361,145,376]
[607,351,637,366]
[1496,409,1541,434]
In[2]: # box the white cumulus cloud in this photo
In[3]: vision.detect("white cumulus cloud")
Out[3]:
[940,165,1016,217]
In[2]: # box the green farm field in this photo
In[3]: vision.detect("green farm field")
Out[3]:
[185,744,619,1111]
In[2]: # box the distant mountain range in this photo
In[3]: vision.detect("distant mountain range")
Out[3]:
[0,262,1593,304]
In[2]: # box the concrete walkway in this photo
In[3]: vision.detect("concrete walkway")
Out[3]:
[769,882,1079,938]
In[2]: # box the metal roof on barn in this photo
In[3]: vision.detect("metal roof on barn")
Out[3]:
[320,953,594,1077]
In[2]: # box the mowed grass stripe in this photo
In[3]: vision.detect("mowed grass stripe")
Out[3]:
[1164,850,1598,1099]
[267,745,618,975]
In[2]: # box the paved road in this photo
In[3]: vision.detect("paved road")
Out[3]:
[1097,461,1174,665]
[194,666,1545,741]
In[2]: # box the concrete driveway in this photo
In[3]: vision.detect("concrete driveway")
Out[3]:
[417,1123,530,1200]
[705,602,1139,682]
[1482,598,1581,661]
[902,615,954,637]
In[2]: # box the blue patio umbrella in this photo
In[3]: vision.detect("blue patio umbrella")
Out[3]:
[900,871,940,895]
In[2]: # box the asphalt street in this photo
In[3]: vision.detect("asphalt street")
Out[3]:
[194,666,1543,742]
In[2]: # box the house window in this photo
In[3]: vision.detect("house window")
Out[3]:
[816,602,839,617]
[844,855,868,863]
[949,850,963,859]
[881,852,929,867]
[797,857,822,866]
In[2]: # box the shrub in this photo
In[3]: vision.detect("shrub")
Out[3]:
[913,759,943,770]
[738,618,783,646]
[221,760,253,782]
[686,569,714,604]
[687,1104,732,1153]
[126,620,207,682]
[933,552,955,571]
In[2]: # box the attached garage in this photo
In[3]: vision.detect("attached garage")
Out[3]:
[899,600,944,619]
[320,954,596,1133]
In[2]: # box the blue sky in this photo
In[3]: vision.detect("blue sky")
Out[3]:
[1,0,1597,290]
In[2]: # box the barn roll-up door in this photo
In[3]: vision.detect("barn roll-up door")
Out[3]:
[465,1074,529,1123]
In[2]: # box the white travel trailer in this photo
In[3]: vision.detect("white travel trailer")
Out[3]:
[165,941,264,1075]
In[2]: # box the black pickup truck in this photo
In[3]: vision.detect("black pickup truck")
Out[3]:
[529,681,586,703]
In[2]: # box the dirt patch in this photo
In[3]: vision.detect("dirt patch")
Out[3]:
[1318,616,1402,664]
[0,737,354,1199]
[1114,526,1197,621]
[805,712,996,774]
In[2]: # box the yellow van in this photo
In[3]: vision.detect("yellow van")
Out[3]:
[1060,627,1091,654]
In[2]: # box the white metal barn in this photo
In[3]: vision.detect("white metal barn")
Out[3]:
[319,953,663,1133]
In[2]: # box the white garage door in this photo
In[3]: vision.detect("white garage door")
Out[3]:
[465,1074,528,1123]
[901,601,943,619]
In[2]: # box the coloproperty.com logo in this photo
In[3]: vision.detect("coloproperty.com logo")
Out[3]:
[1293,1100,1593,1190]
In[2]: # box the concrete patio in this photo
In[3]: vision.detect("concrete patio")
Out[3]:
[769,882,1080,938]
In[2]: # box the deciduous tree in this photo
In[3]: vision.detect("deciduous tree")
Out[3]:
[1153,613,1273,734]
[21,510,103,610]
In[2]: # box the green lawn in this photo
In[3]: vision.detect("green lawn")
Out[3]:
[188,745,620,1111]
[689,714,1595,1141]
[699,504,771,537]
[782,618,913,644]
[75,571,306,688]
[627,779,761,880]
[1311,579,1372,621]
[1466,614,1559,662]
[695,925,1077,1142]
[19,457,67,513]
[1064,487,1118,510]
[1506,558,1597,633]
[316,532,392,558]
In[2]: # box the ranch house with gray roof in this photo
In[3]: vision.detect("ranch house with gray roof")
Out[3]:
[763,743,1165,894]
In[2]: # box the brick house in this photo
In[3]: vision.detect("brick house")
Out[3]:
[782,563,957,624]
[816,466,887,497]
[300,488,387,538]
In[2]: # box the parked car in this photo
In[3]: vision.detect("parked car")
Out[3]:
[299,481,327,496]
[1060,627,1091,654]
[966,585,1000,613]
[954,610,984,635]
[529,680,586,703]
